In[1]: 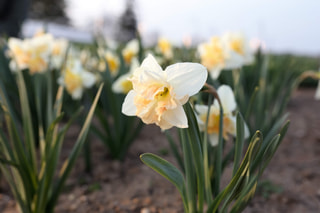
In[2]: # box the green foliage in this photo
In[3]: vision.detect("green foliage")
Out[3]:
[0,65,102,213]
[141,95,289,213]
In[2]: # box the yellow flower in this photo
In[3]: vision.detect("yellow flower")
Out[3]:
[122,54,207,130]
[58,59,96,100]
[157,37,173,59]
[195,85,249,146]
[122,39,139,65]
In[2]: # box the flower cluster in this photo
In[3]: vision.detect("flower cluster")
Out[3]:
[197,32,254,79]
[7,31,68,74]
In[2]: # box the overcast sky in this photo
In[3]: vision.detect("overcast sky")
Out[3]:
[66,0,320,55]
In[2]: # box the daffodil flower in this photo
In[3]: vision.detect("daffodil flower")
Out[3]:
[222,32,254,67]
[26,33,54,74]
[198,33,254,80]
[195,85,249,146]
[197,36,240,79]
[157,37,173,59]
[122,39,139,65]
[7,38,30,71]
[112,59,139,94]
[105,50,120,76]
[58,59,96,100]
[51,38,68,70]
[122,54,207,130]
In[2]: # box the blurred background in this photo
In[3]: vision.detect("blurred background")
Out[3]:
[0,0,319,55]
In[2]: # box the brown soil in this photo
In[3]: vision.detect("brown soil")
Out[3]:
[1,88,320,213]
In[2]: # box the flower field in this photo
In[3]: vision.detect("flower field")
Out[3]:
[0,30,319,213]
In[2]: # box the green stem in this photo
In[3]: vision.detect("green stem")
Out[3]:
[180,129,195,213]
[203,95,213,205]
[213,104,224,196]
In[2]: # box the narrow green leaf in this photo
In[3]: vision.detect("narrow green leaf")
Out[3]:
[140,153,186,196]
[48,84,103,211]
[233,112,245,176]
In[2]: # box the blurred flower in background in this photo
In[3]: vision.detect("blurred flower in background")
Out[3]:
[112,58,139,94]
[7,31,68,73]
[122,38,139,65]
[156,37,173,60]
[195,85,249,146]
[58,56,96,99]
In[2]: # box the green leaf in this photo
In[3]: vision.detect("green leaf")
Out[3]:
[47,84,103,212]
[140,153,187,210]
[233,112,245,176]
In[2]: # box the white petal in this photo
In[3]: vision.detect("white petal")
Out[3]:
[166,62,207,98]
[195,104,209,115]
[209,133,219,147]
[224,51,243,69]
[141,54,163,74]
[122,90,137,116]
[112,74,130,93]
[214,85,237,112]
[162,105,188,129]
[209,67,222,80]
[81,71,96,88]
[71,88,83,100]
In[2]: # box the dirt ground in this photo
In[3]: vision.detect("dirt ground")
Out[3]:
[0,87,320,213]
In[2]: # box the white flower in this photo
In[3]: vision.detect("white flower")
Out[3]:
[222,32,254,67]
[122,54,207,130]
[197,33,254,80]
[51,38,69,69]
[58,59,96,100]
[112,59,140,94]
[104,50,120,76]
[195,85,249,146]
[156,37,173,59]
[197,37,227,79]
[7,38,30,71]
[122,39,139,65]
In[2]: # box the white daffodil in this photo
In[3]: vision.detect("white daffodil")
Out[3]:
[122,39,139,65]
[195,85,249,146]
[122,54,207,130]
[7,32,56,74]
[58,59,96,100]
[112,58,140,94]
[104,50,120,76]
[7,38,30,71]
[222,32,254,67]
[156,37,173,59]
[27,33,54,74]
[51,38,69,70]
[197,36,236,79]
